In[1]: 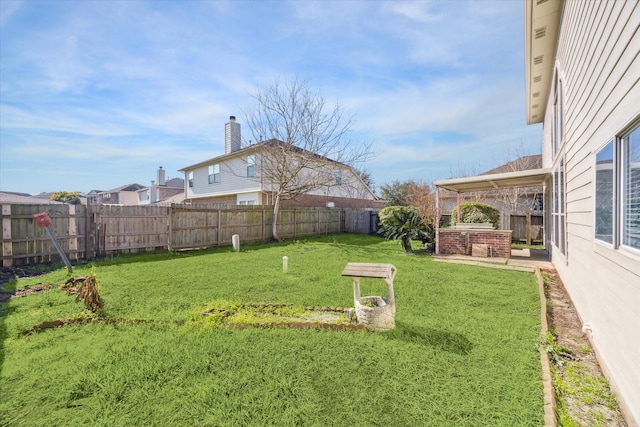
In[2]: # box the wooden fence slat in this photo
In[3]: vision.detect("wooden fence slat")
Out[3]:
[1,204,368,265]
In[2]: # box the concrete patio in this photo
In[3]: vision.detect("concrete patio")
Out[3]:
[432,248,553,272]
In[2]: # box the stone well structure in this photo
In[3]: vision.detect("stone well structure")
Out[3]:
[342,263,397,332]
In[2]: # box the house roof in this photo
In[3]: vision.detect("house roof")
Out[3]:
[525,0,563,124]
[434,168,551,192]
[481,154,542,175]
[179,142,264,172]
[165,177,184,188]
[0,192,64,204]
[136,178,184,192]
[160,192,186,204]
[102,183,145,193]
[179,139,344,172]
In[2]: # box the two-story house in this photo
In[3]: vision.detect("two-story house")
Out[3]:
[179,116,383,209]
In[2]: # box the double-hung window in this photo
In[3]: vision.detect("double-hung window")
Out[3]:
[594,120,640,252]
[552,157,566,254]
[622,124,640,250]
[551,72,566,255]
[247,155,255,177]
[335,169,342,185]
[595,141,614,244]
[188,171,193,188]
[208,164,220,184]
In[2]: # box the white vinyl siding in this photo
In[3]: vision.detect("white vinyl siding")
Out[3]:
[186,155,261,199]
[539,0,640,420]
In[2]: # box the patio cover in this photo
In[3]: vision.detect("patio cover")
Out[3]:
[433,168,551,192]
[433,167,551,255]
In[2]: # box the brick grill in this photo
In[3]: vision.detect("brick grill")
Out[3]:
[438,229,512,258]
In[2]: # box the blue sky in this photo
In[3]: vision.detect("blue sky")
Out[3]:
[0,0,542,195]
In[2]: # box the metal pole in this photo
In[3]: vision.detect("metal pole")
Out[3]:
[44,226,73,272]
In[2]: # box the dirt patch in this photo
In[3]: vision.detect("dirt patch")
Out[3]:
[542,268,627,426]
[0,283,56,304]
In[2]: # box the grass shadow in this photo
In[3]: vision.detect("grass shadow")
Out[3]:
[386,320,474,355]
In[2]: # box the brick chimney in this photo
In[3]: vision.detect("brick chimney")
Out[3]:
[225,115,241,154]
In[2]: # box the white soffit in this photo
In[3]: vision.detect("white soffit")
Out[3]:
[434,168,551,192]
[525,0,563,124]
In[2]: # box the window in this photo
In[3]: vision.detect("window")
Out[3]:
[208,164,220,184]
[622,125,640,250]
[247,155,255,177]
[188,171,193,188]
[593,120,640,252]
[552,157,566,255]
[552,74,564,158]
[551,73,566,255]
[595,141,614,244]
[335,169,342,185]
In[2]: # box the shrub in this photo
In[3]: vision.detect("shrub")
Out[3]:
[378,206,430,253]
[450,202,500,229]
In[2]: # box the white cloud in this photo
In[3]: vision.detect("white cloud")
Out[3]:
[0,0,540,194]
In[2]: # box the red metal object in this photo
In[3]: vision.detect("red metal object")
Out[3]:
[33,212,53,228]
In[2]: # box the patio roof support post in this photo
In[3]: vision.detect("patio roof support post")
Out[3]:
[457,192,461,224]
[435,186,440,254]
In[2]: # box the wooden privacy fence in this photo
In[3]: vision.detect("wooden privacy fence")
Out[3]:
[510,213,543,244]
[2,204,375,267]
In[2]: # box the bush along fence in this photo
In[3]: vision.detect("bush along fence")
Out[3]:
[1,204,379,267]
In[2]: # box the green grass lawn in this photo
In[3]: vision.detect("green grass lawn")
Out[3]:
[0,234,544,426]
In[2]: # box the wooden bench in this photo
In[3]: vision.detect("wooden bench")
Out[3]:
[342,262,397,310]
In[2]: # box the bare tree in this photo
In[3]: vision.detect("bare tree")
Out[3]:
[406,180,437,237]
[242,77,372,241]
[491,143,542,213]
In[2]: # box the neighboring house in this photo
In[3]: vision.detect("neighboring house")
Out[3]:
[159,191,187,205]
[137,167,184,205]
[92,184,145,205]
[179,116,383,209]
[0,191,64,205]
[86,190,103,206]
[436,1,639,423]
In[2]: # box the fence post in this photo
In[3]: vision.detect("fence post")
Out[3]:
[217,208,221,247]
[85,202,91,260]
[68,205,78,260]
[2,205,12,267]
[168,204,173,251]
[526,212,532,245]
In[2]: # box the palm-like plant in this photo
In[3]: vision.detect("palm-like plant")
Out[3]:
[378,206,429,253]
